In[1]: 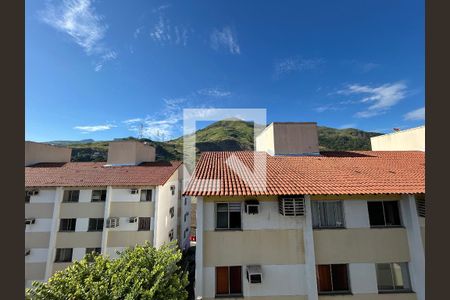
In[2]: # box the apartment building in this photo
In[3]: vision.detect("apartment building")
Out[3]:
[185,122,425,300]
[25,140,190,288]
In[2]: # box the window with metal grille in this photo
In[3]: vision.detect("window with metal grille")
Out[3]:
[91,190,106,202]
[63,190,80,203]
[216,203,242,230]
[279,196,305,216]
[88,218,104,231]
[169,229,174,241]
[55,248,73,262]
[59,218,76,232]
[312,201,345,228]
[138,217,151,231]
[376,262,411,292]
[106,217,120,228]
[140,189,152,202]
[416,195,425,218]
[316,264,350,294]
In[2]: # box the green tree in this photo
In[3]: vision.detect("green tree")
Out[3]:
[26,241,189,300]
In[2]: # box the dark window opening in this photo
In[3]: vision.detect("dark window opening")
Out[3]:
[88,218,104,231]
[91,190,106,202]
[63,190,80,203]
[138,217,151,231]
[59,218,76,232]
[368,201,401,227]
[140,189,152,202]
[216,203,241,230]
[55,248,73,262]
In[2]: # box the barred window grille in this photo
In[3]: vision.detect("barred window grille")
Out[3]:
[106,217,119,228]
[416,196,425,218]
[279,196,305,216]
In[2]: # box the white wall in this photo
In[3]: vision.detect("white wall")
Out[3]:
[105,247,127,259]
[348,263,378,294]
[78,190,93,203]
[75,218,89,232]
[110,187,154,202]
[25,218,52,232]
[343,200,370,228]
[25,249,48,263]
[203,264,308,298]
[29,189,56,203]
[72,248,86,261]
[203,201,304,231]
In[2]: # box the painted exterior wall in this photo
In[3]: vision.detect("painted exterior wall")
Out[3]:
[106,141,155,165]
[25,141,71,166]
[25,174,184,287]
[195,195,424,300]
[370,126,425,151]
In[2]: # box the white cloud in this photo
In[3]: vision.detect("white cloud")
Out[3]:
[274,57,324,77]
[74,124,117,133]
[122,118,144,125]
[314,104,339,113]
[404,107,425,121]
[40,0,117,71]
[197,88,231,97]
[338,82,408,118]
[149,9,190,46]
[210,26,240,54]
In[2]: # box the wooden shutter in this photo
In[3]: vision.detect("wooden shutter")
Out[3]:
[317,265,332,292]
[230,266,242,294]
[216,267,229,295]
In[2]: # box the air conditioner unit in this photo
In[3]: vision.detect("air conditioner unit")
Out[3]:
[25,218,36,225]
[246,265,263,284]
[129,217,138,223]
[25,248,31,256]
[245,199,260,214]
[130,189,139,194]
[106,217,120,228]
[26,190,39,196]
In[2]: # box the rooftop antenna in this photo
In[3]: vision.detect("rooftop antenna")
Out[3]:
[138,123,144,140]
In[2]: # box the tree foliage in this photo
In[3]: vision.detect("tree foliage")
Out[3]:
[26,242,189,300]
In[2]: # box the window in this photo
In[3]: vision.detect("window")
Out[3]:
[279,196,305,216]
[91,190,106,202]
[106,217,120,228]
[54,248,73,262]
[138,217,151,231]
[170,185,176,196]
[25,248,31,256]
[184,228,189,239]
[85,247,101,262]
[368,201,401,227]
[312,201,345,228]
[130,189,139,194]
[59,218,76,232]
[216,203,241,230]
[169,206,175,218]
[140,189,152,202]
[184,197,187,206]
[416,195,425,218]
[26,190,39,203]
[316,264,350,294]
[216,266,242,296]
[63,190,80,203]
[169,229,174,241]
[245,199,260,215]
[88,218,104,231]
[376,263,411,292]
[184,212,189,222]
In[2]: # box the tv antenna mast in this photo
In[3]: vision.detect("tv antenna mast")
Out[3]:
[138,123,144,140]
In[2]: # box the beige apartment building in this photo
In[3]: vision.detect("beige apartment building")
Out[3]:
[25,140,190,288]
[185,123,425,300]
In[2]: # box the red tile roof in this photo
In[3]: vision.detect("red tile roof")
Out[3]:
[25,161,182,187]
[184,151,425,196]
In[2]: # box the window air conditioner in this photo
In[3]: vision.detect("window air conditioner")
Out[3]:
[129,217,138,223]
[246,265,263,283]
[245,199,260,214]
[25,218,36,225]
[130,189,139,194]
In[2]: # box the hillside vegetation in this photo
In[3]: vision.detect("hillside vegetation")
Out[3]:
[47,120,381,162]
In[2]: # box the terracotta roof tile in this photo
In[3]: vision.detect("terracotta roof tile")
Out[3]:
[184,151,424,196]
[25,161,182,187]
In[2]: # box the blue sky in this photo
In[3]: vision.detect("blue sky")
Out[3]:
[26,0,425,142]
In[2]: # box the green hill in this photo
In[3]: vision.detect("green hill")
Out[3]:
[46,120,381,162]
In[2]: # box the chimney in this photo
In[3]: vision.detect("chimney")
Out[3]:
[25,141,72,166]
[106,140,155,166]
[255,122,320,156]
